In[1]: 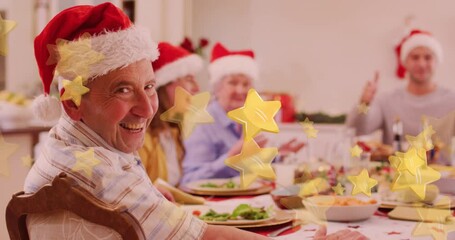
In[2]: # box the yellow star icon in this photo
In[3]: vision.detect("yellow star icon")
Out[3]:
[332,183,345,195]
[227,89,281,141]
[21,155,33,168]
[55,35,104,80]
[357,102,369,115]
[389,147,426,176]
[224,139,277,188]
[0,133,20,177]
[406,125,435,152]
[413,197,455,240]
[350,144,363,158]
[347,169,378,197]
[299,177,330,197]
[391,165,441,200]
[300,118,318,138]
[160,86,214,139]
[72,148,101,178]
[60,76,90,106]
[0,15,17,56]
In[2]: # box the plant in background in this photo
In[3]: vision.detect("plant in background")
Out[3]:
[180,37,209,57]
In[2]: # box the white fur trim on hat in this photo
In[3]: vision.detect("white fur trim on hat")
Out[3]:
[208,55,259,84]
[56,26,159,81]
[155,54,203,87]
[400,34,443,64]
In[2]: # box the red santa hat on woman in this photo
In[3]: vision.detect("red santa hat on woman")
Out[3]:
[208,42,258,84]
[32,2,158,121]
[152,42,203,87]
[395,29,443,79]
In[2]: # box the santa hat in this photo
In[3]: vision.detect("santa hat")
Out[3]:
[32,2,159,121]
[152,42,203,87]
[208,42,258,84]
[395,29,443,79]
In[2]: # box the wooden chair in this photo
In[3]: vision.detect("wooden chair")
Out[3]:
[5,172,145,240]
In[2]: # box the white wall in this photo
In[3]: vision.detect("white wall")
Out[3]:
[191,0,455,114]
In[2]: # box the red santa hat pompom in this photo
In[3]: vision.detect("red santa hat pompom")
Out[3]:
[395,29,443,79]
[208,42,258,84]
[33,2,159,121]
[152,42,203,87]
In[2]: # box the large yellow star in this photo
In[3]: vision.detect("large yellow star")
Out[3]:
[300,118,318,138]
[413,197,455,240]
[347,169,378,197]
[350,144,363,158]
[55,35,104,80]
[71,148,101,178]
[224,139,277,188]
[160,86,214,139]
[389,147,426,176]
[357,102,369,115]
[0,133,19,177]
[332,182,345,195]
[391,165,441,200]
[0,15,17,56]
[227,89,281,141]
[60,76,90,106]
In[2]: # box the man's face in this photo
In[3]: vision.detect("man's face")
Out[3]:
[215,74,252,112]
[78,59,158,153]
[404,46,436,84]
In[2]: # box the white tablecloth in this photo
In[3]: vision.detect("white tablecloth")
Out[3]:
[183,194,455,240]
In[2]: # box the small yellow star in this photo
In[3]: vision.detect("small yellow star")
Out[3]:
[72,148,101,178]
[299,177,330,197]
[347,169,378,197]
[332,183,345,195]
[224,139,277,188]
[0,15,17,56]
[350,144,363,158]
[391,165,441,200]
[227,89,281,141]
[357,102,369,115]
[60,76,90,106]
[160,86,214,139]
[21,155,33,168]
[55,35,104,80]
[0,133,20,177]
[300,118,318,138]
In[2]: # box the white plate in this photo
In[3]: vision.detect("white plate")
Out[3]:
[185,178,262,193]
[303,195,379,222]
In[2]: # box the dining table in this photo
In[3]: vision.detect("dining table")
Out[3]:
[180,187,455,240]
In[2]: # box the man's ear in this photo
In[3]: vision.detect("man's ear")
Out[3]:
[61,100,82,121]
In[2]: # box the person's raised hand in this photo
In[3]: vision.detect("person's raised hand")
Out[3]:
[314,225,369,240]
[360,71,379,105]
[278,138,305,157]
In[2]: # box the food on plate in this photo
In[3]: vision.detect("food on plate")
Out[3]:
[195,204,270,222]
[199,180,237,189]
[316,196,377,206]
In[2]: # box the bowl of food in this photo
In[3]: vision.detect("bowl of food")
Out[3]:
[302,195,379,222]
[270,184,303,209]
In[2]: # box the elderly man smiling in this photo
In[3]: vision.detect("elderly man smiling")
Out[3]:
[23,3,367,239]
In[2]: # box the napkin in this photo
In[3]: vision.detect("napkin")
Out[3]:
[388,206,453,223]
[154,178,205,205]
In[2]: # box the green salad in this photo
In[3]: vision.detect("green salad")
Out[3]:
[200,180,237,189]
[198,204,270,221]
